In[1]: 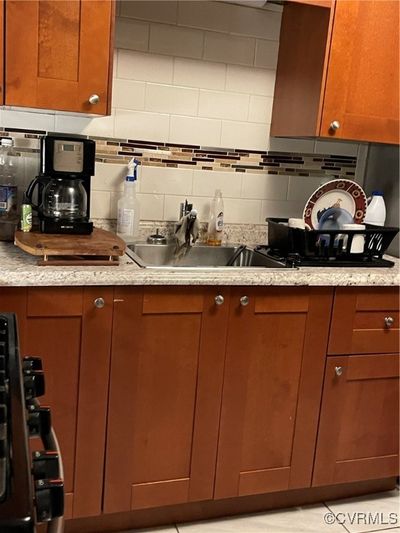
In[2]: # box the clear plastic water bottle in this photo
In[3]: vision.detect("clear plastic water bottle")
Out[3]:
[0,138,18,221]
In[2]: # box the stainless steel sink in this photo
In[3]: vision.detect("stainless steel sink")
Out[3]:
[125,243,286,269]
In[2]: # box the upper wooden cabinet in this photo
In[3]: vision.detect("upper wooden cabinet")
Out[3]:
[271,0,400,144]
[5,0,115,114]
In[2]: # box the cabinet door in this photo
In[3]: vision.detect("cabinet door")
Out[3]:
[214,287,333,499]
[313,354,400,486]
[321,0,399,143]
[24,286,113,518]
[104,287,229,513]
[5,0,114,114]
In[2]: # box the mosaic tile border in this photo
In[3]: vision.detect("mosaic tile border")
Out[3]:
[0,128,357,179]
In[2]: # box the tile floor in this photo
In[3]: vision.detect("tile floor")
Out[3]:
[119,489,400,533]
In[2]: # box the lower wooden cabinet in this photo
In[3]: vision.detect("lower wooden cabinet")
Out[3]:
[0,286,114,519]
[214,287,333,498]
[104,287,230,513]
[313,354,400,486]
[0,284,398,521]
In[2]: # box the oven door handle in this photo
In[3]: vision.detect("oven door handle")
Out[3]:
[31,399,64,533]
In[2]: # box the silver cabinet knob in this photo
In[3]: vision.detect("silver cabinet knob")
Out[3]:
[240,296,249,306]
[89,94,100,105]
[329,120,340,131]
[335,366,343,376]
[94,297,105,309]
[384,316,395,328]
[215,295,224,306]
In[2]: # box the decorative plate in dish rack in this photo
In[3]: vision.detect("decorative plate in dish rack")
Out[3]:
[303,179,367,229]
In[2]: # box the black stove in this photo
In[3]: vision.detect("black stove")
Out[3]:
[0,314,64,533]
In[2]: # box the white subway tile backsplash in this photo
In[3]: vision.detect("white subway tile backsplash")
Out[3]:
[83,114,116,137]
[117,50,174,84]
[114,109,170,141]
[177,1,230,33]
[90,190,111,219]
[228,4,282,40]
[145,83,199,115]
[287,175,329,202]
[248,95,273,124]
[198,90,249,121]
[115,18,149,51]
[261,199,305,221]
[169,115,221,146]
[226,65,276,96]
[136,193,165,220]
[224,198,262,224]
[54,113,90,133]
[149,24,203,59]
[93,162,127,192]
[203,32,255,66]
[140,166,193,195]
[112,79,146,110]
[241,173,288,200]
[173,58,226,91]
[221,121,269,151]
[255,39,280,69]
[192,169,242,198]
[1,109,55,131]
[120,1,178,25]
[314,140,359,157]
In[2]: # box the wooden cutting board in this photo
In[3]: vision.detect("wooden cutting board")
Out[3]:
[15,228,126,266]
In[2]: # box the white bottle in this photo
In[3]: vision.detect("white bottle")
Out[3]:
[117,158,141,241]
[207,189,224,246]
[364,191,386,227]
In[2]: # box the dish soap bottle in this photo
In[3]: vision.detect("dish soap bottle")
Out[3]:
[207,189,224,246]
[364,191,386,227]
[117,158,141,241]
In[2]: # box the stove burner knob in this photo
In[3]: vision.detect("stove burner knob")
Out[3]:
[27,406,51,438]
[24,370,45,399]
[32,451,60,480]
[23,356,43,372]
[35,479,64,522]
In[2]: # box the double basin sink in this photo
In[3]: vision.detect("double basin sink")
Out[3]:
[126,243,286,269]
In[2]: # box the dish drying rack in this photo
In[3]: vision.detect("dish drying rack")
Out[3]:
[266,218,399,265]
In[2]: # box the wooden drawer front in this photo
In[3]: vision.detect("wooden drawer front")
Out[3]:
[329,288,400,355]
[27,287,83,317]
[142,287,204,314]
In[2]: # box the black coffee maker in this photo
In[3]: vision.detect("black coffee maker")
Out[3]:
[26,135,95,234]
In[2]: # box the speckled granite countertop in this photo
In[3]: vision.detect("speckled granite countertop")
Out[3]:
[0,243,398,287]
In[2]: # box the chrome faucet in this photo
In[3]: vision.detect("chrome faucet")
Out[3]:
[179,199,195,220]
